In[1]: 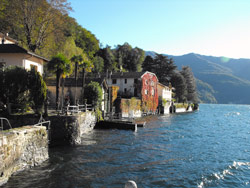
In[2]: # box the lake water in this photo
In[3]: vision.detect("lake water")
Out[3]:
[2,104,250,188]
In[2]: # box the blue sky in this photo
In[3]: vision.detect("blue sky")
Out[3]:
[68,0,250,59]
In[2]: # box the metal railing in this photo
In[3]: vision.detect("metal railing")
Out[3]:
[34,115,51,144]
[66,104,93,114]
[104,112,135,122]
[0,117,12,131]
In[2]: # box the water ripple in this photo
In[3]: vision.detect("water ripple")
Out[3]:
[3,104,250,188]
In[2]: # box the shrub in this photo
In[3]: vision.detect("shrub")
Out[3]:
[0,66,47,114]
[83,81,102,109]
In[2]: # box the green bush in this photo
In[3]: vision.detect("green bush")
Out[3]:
[175,103,189,109]
[0,66,47,114]
[83,81,102,109]
[28,68,47,114]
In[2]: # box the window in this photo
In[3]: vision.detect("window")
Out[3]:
[145,80,148,85]
[30,64,38,72]
[124,79,127,84]
[124,88,127,93]
[112,79,117,84]
[145,89,148,95]
[0,62,6,69]
[152,89,155,96]
[134,79,138,84]
[134,88,138,97]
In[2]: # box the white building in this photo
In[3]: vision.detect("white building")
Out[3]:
[0,33,48,74]
[0,33,18,44]
[157,82,173,114]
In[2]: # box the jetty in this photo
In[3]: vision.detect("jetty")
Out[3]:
[94,117,146,131]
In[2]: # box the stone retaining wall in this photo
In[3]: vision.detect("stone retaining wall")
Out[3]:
[0,126,49,186]
[49,111,96,146]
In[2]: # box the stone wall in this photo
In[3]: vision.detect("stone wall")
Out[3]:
[49,111,96,146]
[0,126,49,186]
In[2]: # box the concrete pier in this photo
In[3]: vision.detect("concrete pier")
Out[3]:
[95,120,137,131]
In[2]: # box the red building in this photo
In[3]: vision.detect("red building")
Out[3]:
[106,71,158,113]
[141,72,158,113]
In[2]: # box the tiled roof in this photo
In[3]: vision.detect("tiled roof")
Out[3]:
[102,71,158,81]
[0,44,49,62]
[102,72,146,79]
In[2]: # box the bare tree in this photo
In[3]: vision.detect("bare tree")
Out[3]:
[1,0,71,52]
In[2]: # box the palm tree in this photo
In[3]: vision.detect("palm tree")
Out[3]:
[71,55,83,104]
[47,54,72,110]
[79,57,93,103]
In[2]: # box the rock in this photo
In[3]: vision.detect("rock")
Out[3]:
[125,180,137,188]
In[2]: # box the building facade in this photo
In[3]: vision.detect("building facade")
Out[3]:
[157,83,173,114]
[105,71,159,113]
[0,33,48,74]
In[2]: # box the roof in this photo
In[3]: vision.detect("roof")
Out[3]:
[157,82,174,90]
[0,33,18,44]
[0,44,49,62]
[157,82,169,88]
[103,71,158,80]
[107,72,144,79]
[45,77,108,89]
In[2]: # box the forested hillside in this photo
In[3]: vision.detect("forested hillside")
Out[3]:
[165,53,250,104]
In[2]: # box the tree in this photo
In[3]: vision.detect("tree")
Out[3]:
[0,66,47,114]
[75,27,99,59]
[92,56,104,73]
[128,47,145,72]
[153,54,177,84]
[78,54,93,103]
[71,54,84,104]
[60,37,83,60]
[83,81,103,121]
[47,54,71,110]
[0,66,29,111]
[71,55,83,80]
[181,66,198,103]
[115,43,145,72]
[0,0,72,53]
[97,46,117,72]
[83,81,102,108]
[28,68,47,114]
[116,43,132,71]
[170,71,187,102]
[142,55,154,72]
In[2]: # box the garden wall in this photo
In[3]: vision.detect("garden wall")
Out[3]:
[0,126,48,186]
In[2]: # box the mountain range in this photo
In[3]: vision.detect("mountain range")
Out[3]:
[146,52,250,104]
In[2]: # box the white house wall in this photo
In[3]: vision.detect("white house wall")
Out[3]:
[162,88,172,101]
[107,78,136,96]
[0,37,15,44]
[101,87,105,112]
[0,53,24,67]
[24,59,43,74]
[0,53,43,74]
